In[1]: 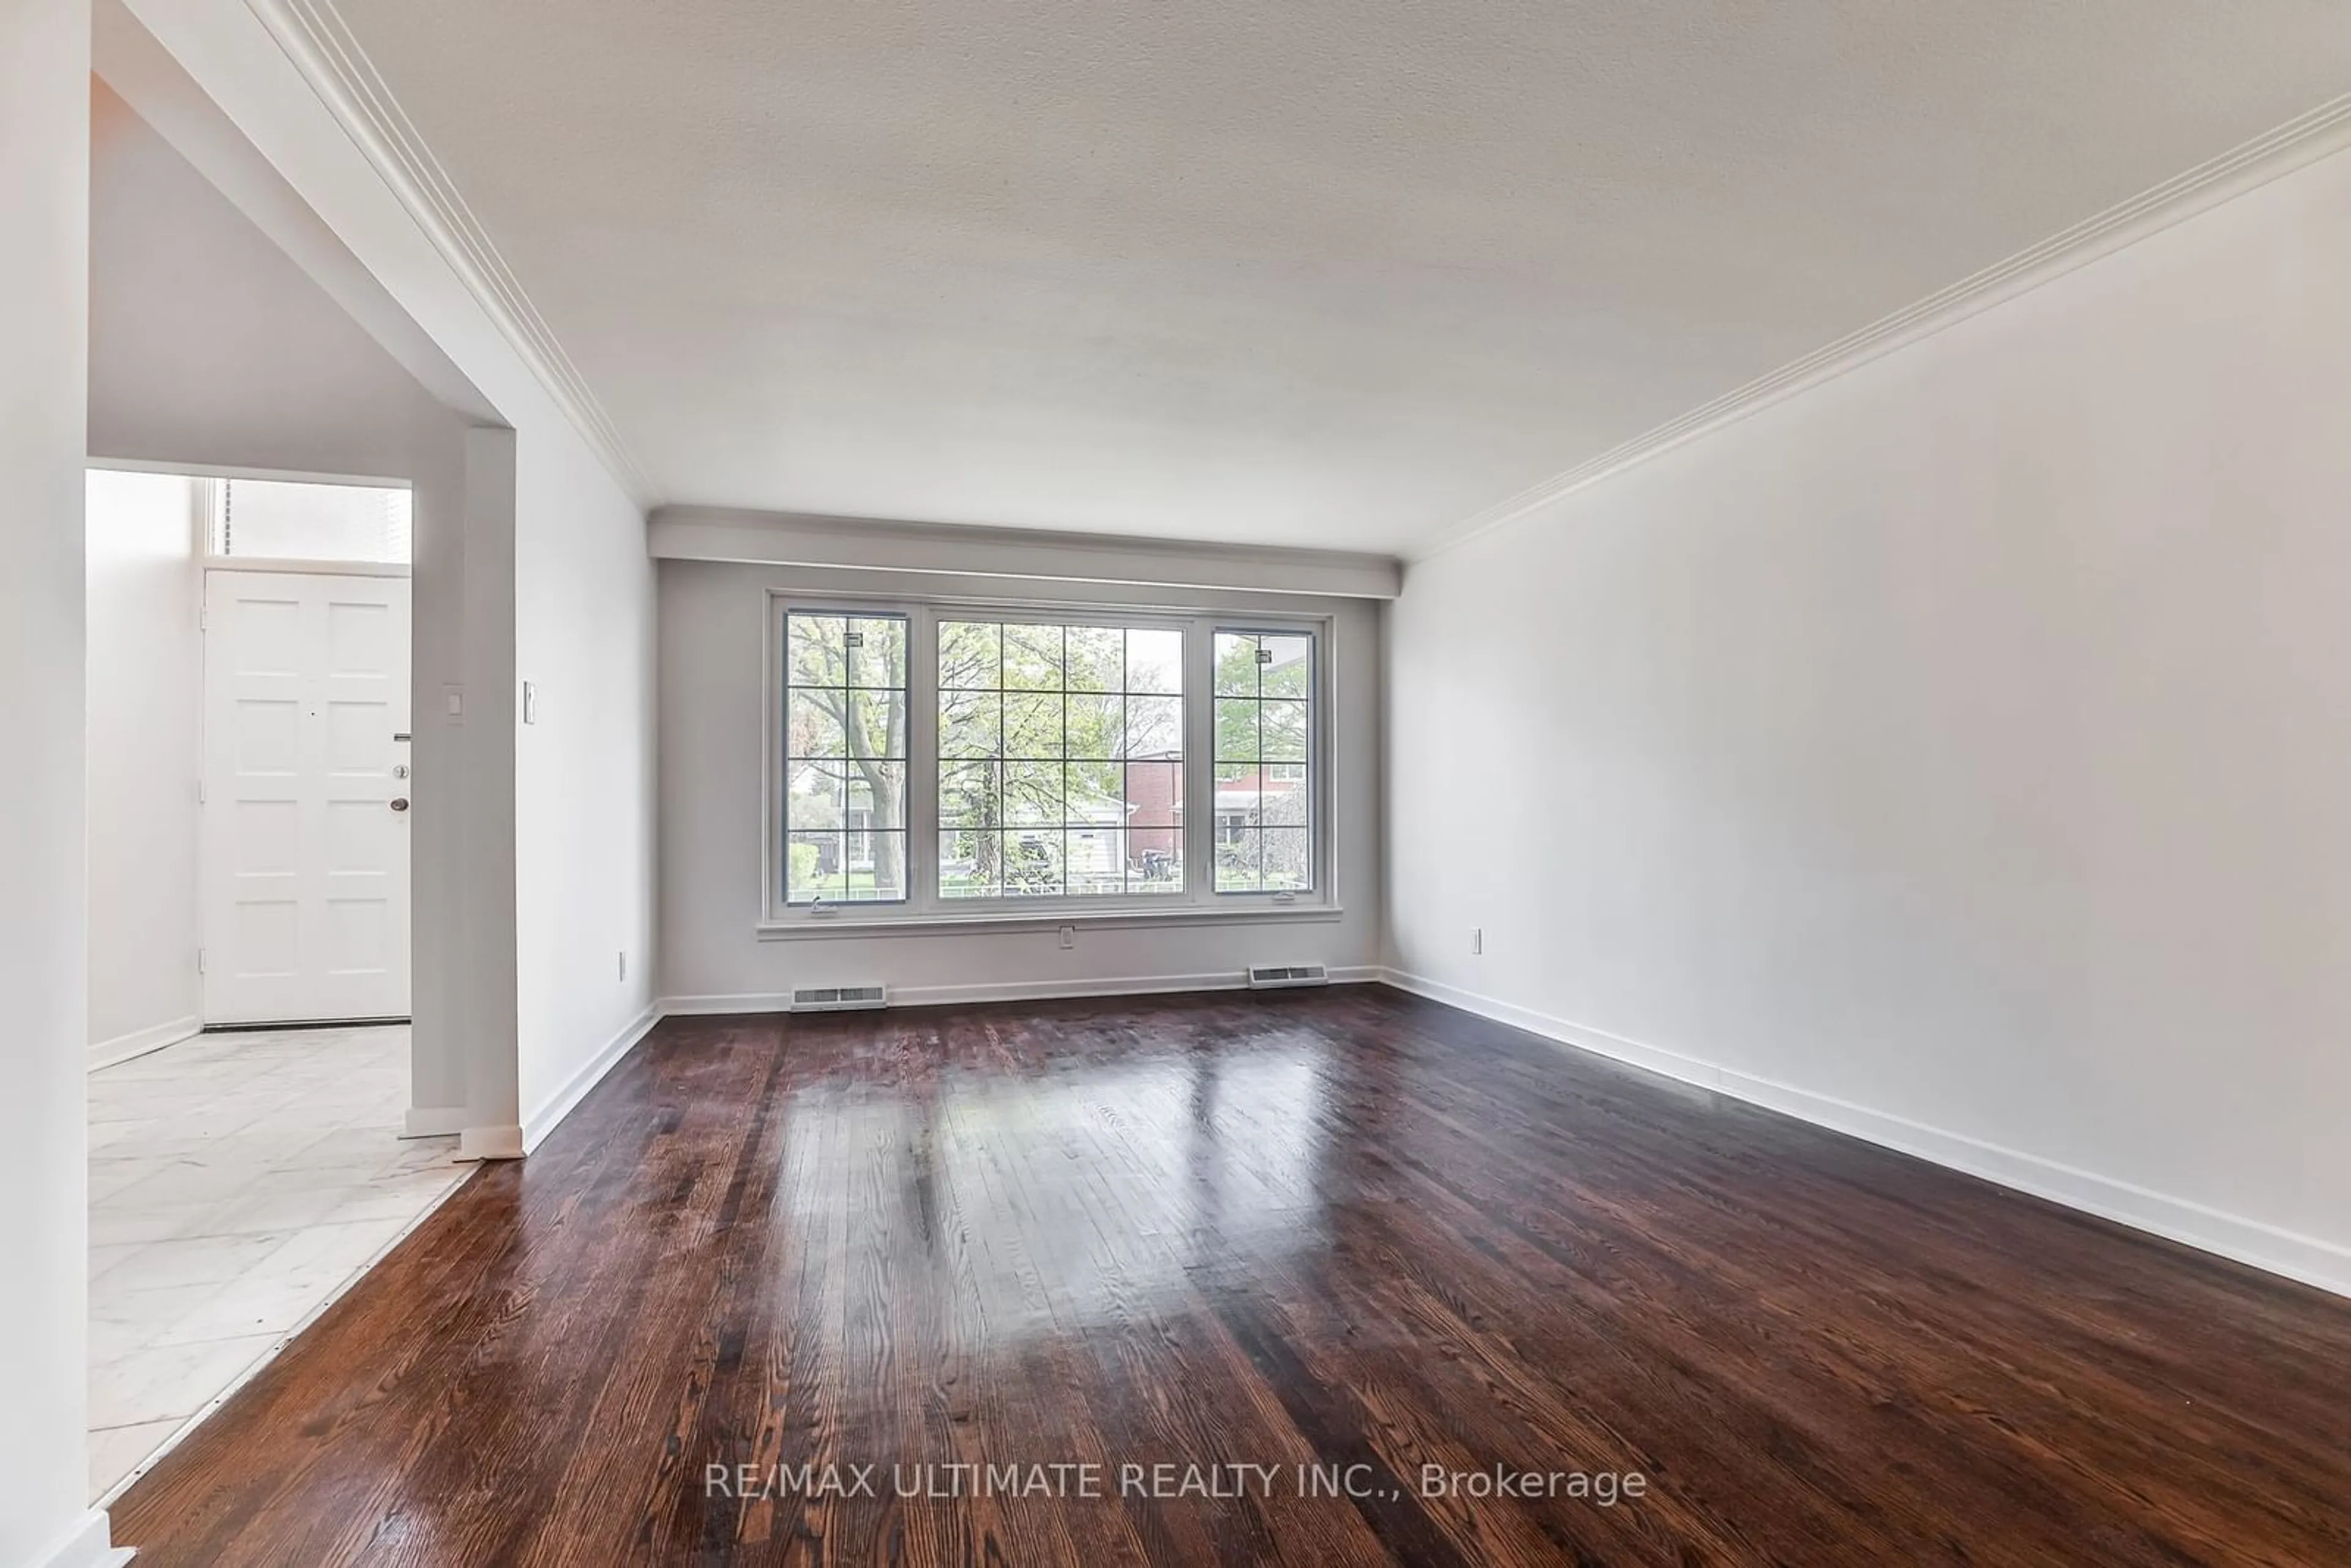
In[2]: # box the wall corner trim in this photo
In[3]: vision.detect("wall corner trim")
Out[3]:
[1376,969,2351,1301]
[400,1105,471,1139]
[457,1123,526,1162]
[246,0,657,506]
[31,1509,132,1568]
[1409,89,2351,564]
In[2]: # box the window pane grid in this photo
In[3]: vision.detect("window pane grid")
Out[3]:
[784,612,909,904]
[776,607,1314,918]
[938,622,1184,899]
[1213,631,1313,894]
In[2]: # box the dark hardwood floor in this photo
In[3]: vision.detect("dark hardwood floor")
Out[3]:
[113,986,2351,1566]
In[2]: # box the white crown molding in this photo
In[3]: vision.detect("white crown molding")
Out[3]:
[244,0,658,507]
[1412,89,2351,564]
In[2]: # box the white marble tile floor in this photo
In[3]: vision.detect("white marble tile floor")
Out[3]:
[85,1024,468,1501]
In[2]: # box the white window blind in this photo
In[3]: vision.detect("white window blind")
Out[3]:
[208,477,413,565]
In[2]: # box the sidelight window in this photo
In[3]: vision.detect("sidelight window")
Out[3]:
[1212,631,1314,893]
[782,611,909,904]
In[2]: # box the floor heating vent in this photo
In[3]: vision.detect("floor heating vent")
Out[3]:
[1247,964,1329,989]
[789,985,888,1012]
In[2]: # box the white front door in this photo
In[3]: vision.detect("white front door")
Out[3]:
[201,570,412,1024]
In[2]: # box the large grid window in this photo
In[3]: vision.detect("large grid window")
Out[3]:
[769,599,1328,926]
[783,612,909,903]
[938,620,1185,898]
[1213,630,1314,893]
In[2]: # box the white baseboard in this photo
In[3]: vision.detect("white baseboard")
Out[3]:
[400,1105,470,1139]
[1379,968,2351,1300]
[659,966,1382,1018]
[457,1123,525,1161]
[88,1014,200,1073]
[519,1003,662,1154]
[31,1509,131,1568]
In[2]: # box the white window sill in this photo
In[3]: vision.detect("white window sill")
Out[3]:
[757,902,1344,940]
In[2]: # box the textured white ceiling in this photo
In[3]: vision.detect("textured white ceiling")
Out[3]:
[333,0,2351,552]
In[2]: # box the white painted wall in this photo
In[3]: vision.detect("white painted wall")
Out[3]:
[1387,140,2351,1294]
[86,77,476,1119]
[658,560,1382,1006]
[87,79,450,482]
[513,430,658,1147]
[1,4,116,1564]
[84,469,201,1063]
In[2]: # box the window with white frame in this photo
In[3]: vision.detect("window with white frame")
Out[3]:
[770,599,1325,925]
[1213,629,1314,893]
[782,611,910,904]
[939,617,1188,899]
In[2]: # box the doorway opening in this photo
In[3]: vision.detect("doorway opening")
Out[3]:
[198,473,414,1026]
[85,466,460,1502]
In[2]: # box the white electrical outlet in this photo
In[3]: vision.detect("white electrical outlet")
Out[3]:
[1471,927,1483,955]
[1058,925,1076,950]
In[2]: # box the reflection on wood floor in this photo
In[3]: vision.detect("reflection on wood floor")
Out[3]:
[113,987,2351,1565]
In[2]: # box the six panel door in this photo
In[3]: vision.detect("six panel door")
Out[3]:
[201,570,412,1024]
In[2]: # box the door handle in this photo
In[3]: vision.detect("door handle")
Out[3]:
[390,798,410,813]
